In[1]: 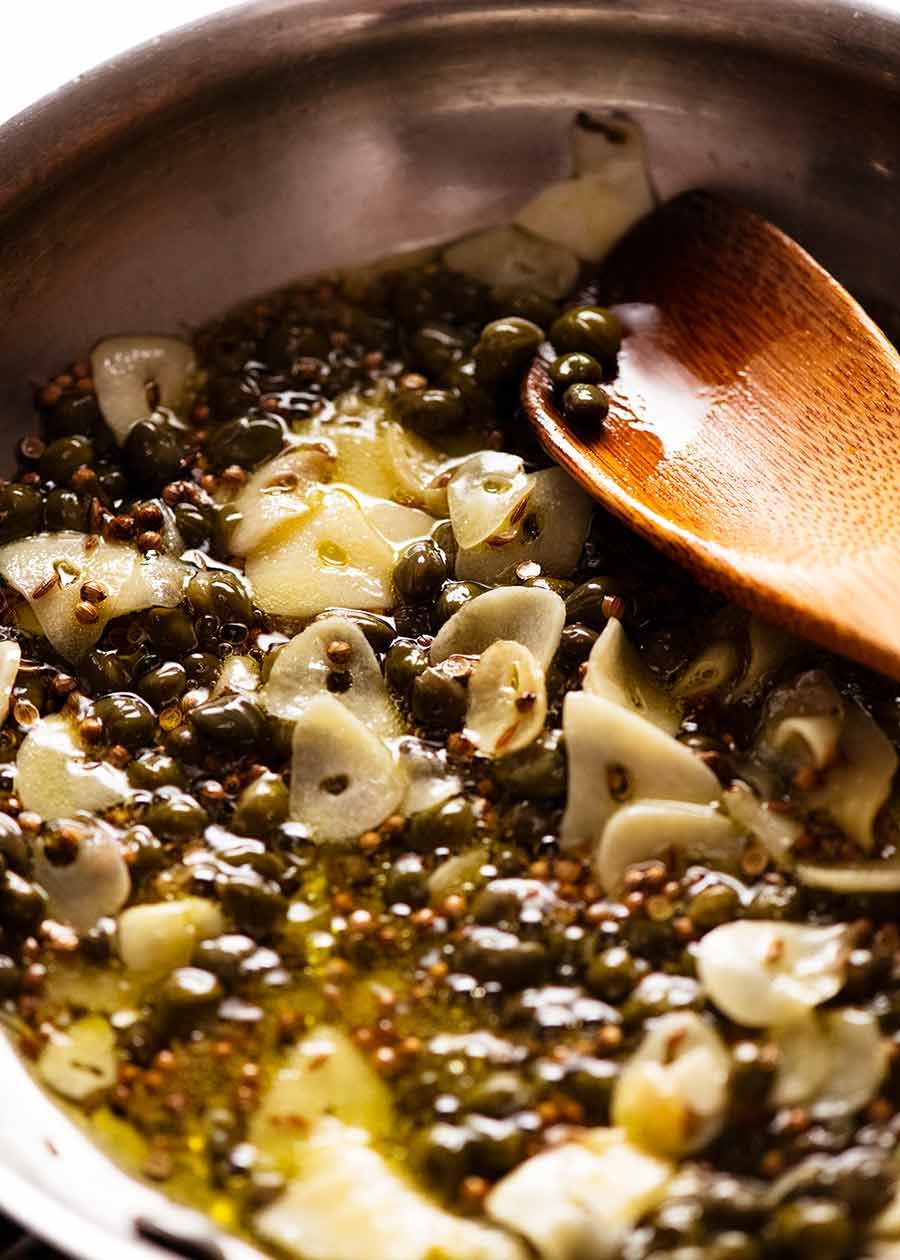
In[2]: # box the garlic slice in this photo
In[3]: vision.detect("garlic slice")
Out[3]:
[514,113,654,263]
[612,1012,730,1156]
[695,919,849,1027]
[0,639,20,725]
[730,617,798,701]
[394,738,462,816]
[584,618,677,734]
[117,896,223,973]
[0,531,189,661]
[443,224,579,300]
[486,1128,671,1260]
[289,696,404,843]
[560,692,720,850]
[33,817,130,934]
[456,468,593,584]
[246,490,395,618]
[794,857,900,894]
[256,1118,525,1260]
[430,586,565,671]
[802,702,897,853]
[465,640,547,757]
[38,1015,117,1102]
[252,1028,392,1171]
[262,617,398,736]
[211,653,260,699]
[722,783,800,867]
[597,800,742,895]
[229,445,336,556]
[447,452,530,550]
[383,422,456,515]
[672,640,742,701]
[768,713,844,772]
[773,1008,887,1117]
[91,335,195,443]
[362,498,435,548]
[16,713,131,821]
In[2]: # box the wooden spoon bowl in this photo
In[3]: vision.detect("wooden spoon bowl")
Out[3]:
[524,191,900,679]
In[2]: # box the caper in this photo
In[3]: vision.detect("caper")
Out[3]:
[651,1198,706,1247]
[173,501,213,547]
[123,417,186,490]
[464,1071,532,1119]
[747,880,802,920]
[82,646,132,695]
[767,1199,852,1260]
[195,933,256,979]
[212,501,242,556]
[393,540,448,603]
[565,577,631,629]
[622,972,703,1023]
[563,1056,620,1120]
[466,1114,524,1177]
[457,925,547,988]
[549,305,622,361]
[411,323,468,377]
[708,1233,762,1260]
[159,966,223,1009]
[407,795,475,851]
[145,606,199,656]
[218,869,286,932]
[492,730,566,800]
[205,373,260,421]
[549,352,603,389]
[93,692,156,748]
[0,815,27,872]
[392,387,466,437]
[127,751,186,791]
[473,317,543,387]
[499,799,557,847]
[689,881,740,929]
[261,323,330,366]
[189,694,265,749]
[729,1040,776,1108]
[586,944,648,1001]
[98,468,128,503]
[432,579,488,630]
[314,609,395,654]
[384,639,429,695]
[232,772,289,836]
[39,434,94,484]
[416,1123,473,1195]
[557,622,599,667]
[563,382,610,427]
[429,519,457,569]
[207,414,284,471]
[410,666,466,728]
[491,286,559,328]
[440,358,495,419]
[44,488,89,531]
[136,661,187,707]
[0,954,21,998]
[0,870,46,933]
[80,917,116,964]
[43,391,100,438]
[385,853,429,906]
[183,652,221,686]
[186,568,253,624]
[144,788,209,838]
[0,483,43,543]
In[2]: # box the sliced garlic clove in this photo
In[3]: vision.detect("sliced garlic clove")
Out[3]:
[465,640,547,757]
[802,702,897,853]
[91,335,195,443]
[487,1129,671,1260]
[560,692,720,851]
[456,468,593,585]
[722,783,800,867]
[38,1015,117,1101]
[16,713,131,821]
[695,919,849,1027]
[383,422,456,515]
[444,224,579,300]
[729,616,798,701]
[117,896,223,973]
[0,532,189,661]
[447,452,530,550]
[597,800,742,895]
[612,1012,731,1156]
[430,586,565,672]
[771,1016,832,1108]
[290,695,404,842]
[584,618,677,734]
[767,713,844,772]
[262,617,398,736]
[211,653,260,699]
[246,490,395,618]
[672,640,742,701]
[33,817,130,934]
[362,498,436,548]
[229,445,335,556]
[794,856,900,894]
[773,1008,887,1118]
[393,738,462,817]
[427,845,490,904]
[0,639,20,725]
[252,1027,393,1172]
[256,1118,526,1260]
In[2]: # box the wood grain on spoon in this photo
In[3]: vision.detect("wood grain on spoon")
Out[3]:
[524,190,900,679]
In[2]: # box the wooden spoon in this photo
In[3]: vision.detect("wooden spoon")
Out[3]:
[523,190,900,679]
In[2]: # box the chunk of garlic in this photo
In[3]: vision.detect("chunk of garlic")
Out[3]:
[465,640,547,757]
[0,639,20,725]
[289,696,404,843]
[444,224,579,300]
[447,452,530,550]
[597,800,742,895]
[33,817,130,934]
[584,618,677,733]
[695,919,849,1027]
[117,896,223,973]
[91,335,195,444]
[773,1007,887,1117]
[16,714,131,821]
[383,423,457,516]
[38,1015,117,1102]
[430,586,565,671]
[802,702,897,854]
[228,445,336,556]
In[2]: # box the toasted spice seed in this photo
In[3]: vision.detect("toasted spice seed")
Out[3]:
[69,466,97,493]
[12,700,39,728]
[137,530,163,553]
[74,600,100,625]
[325,639,352,667]
[601,594,626,620]
[18,436,45,460]
[79,580,108,604]
[30,573,59,601]
[79,715,104,744]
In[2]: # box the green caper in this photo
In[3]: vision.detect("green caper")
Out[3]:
[563,382,610,427]
[0,484,43,543]
[82,646,132,695]
[43,391,100,438]
[410,666,466,728]
[0,955,21,998]
[384,639,429,695]
[411,323,468,376]
[464,1071,532,1118]
[393,540,448,603]
[127,751,186,791]
[123,417,186,490]
[557,622,599,667]
[689,881,741,928]
[261,323,330,366]
[729,1040,776,1108]
[549,352,603,388]
[218,869,286,932]
[621,972,703,1023]
[384,853,429,906]
[314,609,395,654]
[183,652,221,686]
[0,870,46,933]
[466,1114,524,1177]
[93,691,156,748]
[194,933,256,979]
[430,519,457,569]
[0,815,27,873]
[747,881,802,920]
[492,730,566,801]
[432,579,488,630]
[767,1199,852,1260]
[44,488,89,531]
[39,434,94,484]
[144,788,209,838]
[491,286,559,328]
[392,387,466,437]
[652,1199,706,1248]
[136,661,187,707]
[206,414,284,471]
[232,772,289,836]
[457,925,547,988]
[416,1123,473,1195]
[439,358,495,419]
[189,694,265,749]
[586,944,648,1001]
[173,501,214,547]
[473,317,543,387]
[563,1056,620,1120]
[159,966,223,1010]
[565,577,631,629]
[549,305,622,361]
[708,1233,762,1260]
[145,606,199,655]
[212,501,242,555]
[407,795,475,851]
[186,568,252,626]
